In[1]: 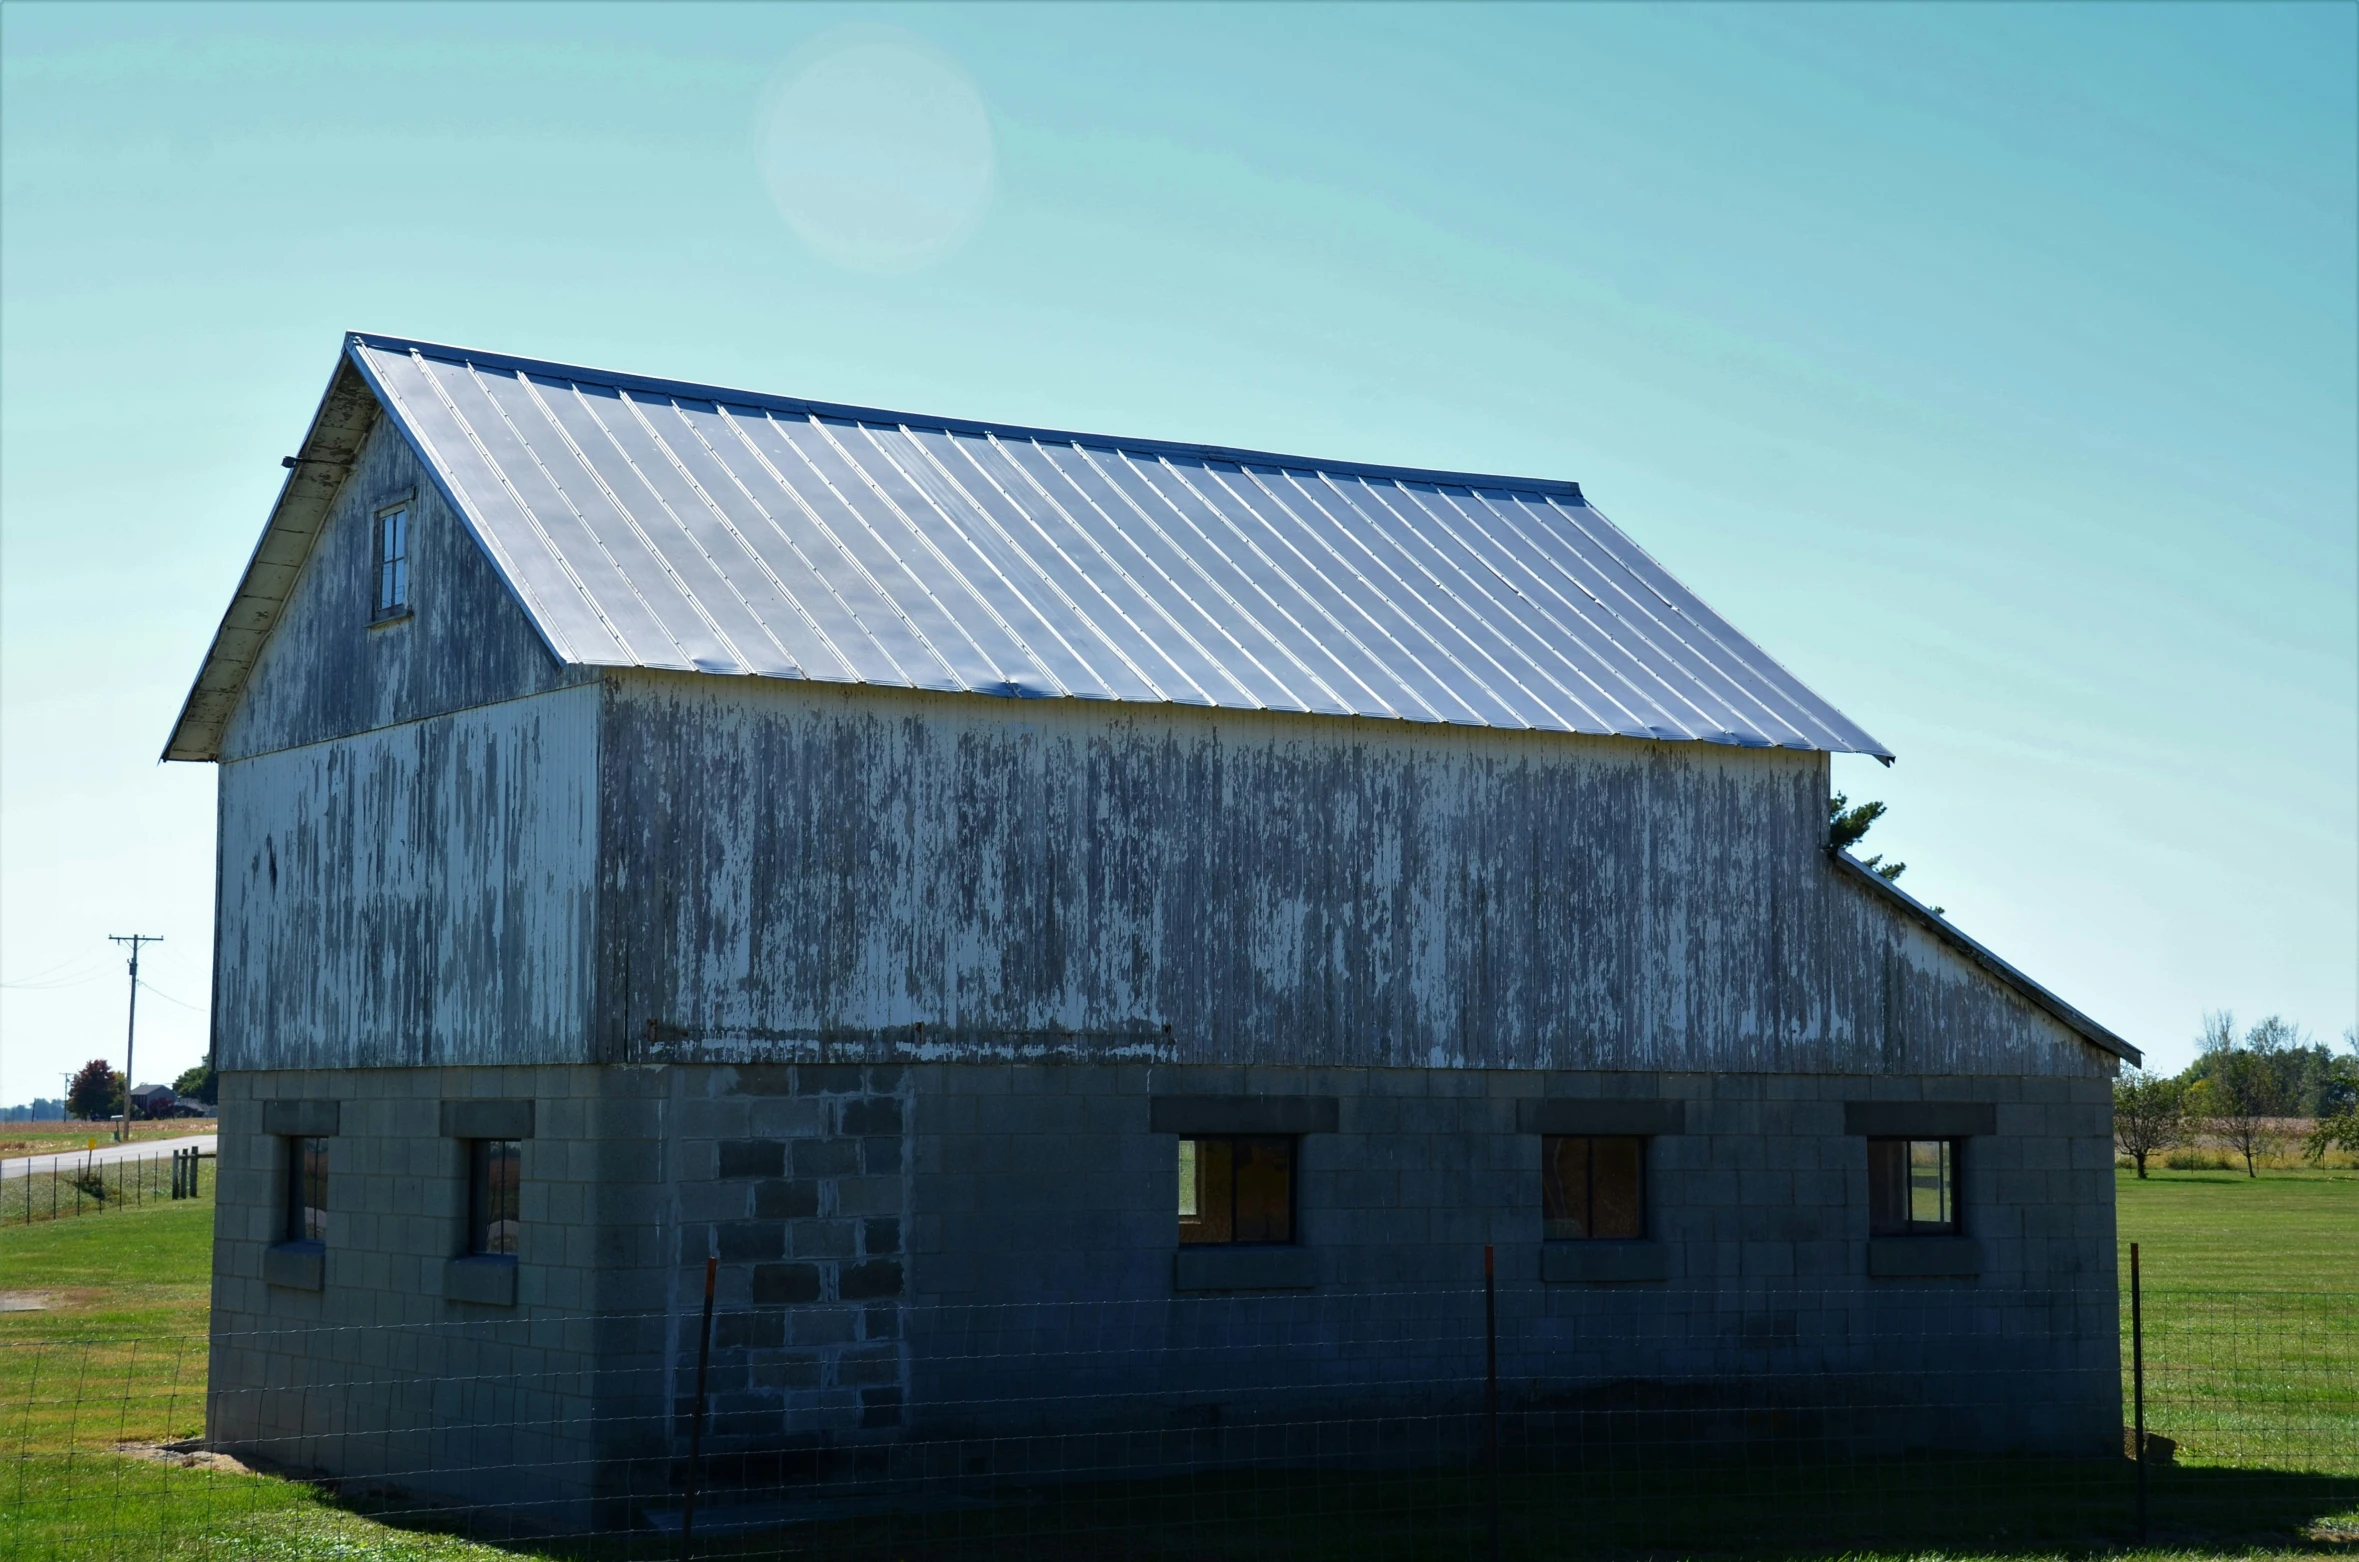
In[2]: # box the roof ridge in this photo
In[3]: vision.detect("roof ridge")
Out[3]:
[346,332,1589,501]
[163,333,1895,764]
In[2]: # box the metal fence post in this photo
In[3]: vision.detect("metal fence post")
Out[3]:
[682,1254,718,1558]
[2132,1240,2147,1544]
[1485,1243,1500,1562]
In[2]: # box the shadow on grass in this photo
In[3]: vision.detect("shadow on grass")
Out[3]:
[326,1457,2359,1562]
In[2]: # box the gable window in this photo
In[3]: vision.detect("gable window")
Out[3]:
[374,503,410,620]
[1868,1138,1959,1236]
[468,1139,521,1257]
[284,1135,328,1245]
[1542,1135,1645,1240]
[1178,1136,1294,1245]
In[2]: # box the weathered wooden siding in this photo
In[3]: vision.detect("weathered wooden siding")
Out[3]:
[219,409,587,763]
[216,684,599,1068]
[596,673,2103,1078]
[201,402,2102,1079]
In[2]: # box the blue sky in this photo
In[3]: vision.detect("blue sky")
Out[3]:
[3,2,2352,1102]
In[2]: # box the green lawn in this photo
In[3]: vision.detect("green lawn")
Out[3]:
[2117,1167,2359,1292]
[0,1168,2350,1560]
[0,1141,209,1226]
[2113,1169,2358,1492]
[0,1192,512,1561]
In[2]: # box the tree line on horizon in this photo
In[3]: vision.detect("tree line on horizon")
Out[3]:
[2114,1014,2359,1178]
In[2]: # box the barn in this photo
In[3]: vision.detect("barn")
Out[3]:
[166,333,2139,1531]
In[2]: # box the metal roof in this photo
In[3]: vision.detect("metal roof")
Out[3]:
[166,332,1892,761]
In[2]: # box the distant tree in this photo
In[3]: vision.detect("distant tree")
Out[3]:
[2187,1032,2290,1178]
[173,1053,217,1107]
[2112,1069,2186,1179]
[2308,1030,2359,1162]
[2307,1106,2359,1165]
[1828,792,1904,881]
[65,1059,123,1123]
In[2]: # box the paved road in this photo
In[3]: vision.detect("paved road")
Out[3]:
[1,1131,216,1181]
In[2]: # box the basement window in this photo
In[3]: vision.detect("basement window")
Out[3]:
[1178,1136,1294,1245]
[284,1135,328,1245]
[468,1139,521,1257]
[373,502,410,621]
[1868,1138,1959,1236]
[1542,1135,1646,1240]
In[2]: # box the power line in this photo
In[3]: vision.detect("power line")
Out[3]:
[135,979,206,1014]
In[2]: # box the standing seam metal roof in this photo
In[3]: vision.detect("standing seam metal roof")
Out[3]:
[164,333,1892,761]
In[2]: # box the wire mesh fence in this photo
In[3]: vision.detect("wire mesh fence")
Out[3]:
[1,1278,2352,1560]
[0,1146,213,1227]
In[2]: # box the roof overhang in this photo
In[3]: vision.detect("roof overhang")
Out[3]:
[161,354,383,762]
[1826,847,2140,1066]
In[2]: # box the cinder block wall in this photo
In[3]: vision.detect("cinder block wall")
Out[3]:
[209,1060,915,1528]
[210,1065,670,1529]
[901,1063,2120,1458]
[210,1060,2118,1528]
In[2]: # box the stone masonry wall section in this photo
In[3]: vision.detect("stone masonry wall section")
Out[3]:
[668,1063,914,1450]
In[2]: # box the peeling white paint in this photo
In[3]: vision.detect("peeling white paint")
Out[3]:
[218,685,599,1068]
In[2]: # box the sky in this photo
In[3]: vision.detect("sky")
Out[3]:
[1,1,2353,1104]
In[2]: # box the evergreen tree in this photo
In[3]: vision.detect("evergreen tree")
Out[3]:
[1828,792,1904,881]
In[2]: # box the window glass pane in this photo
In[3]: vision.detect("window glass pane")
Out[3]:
[1232,1137,1292,1243]
[378,508,408,613]
[472,1139,521,1256]
[1176,1139,1198,1218]
[1179,1137,1232,1245]
[1590,1136,1645,1239]
[287,1136,326,1244]
[1543,1136,1644,1240]
[1867,1138,1908,1236]
[1908,1139,1951,1229]
[1541,1136,1590,1240]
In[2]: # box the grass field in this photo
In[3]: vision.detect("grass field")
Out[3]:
[2116,1167,2359,1290]
[0,1165,2350,1559]
[0,1119,214,1159]
[0,1138,212,1226]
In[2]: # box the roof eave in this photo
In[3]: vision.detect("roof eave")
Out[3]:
[1825,847,2140,1066]
[159,354,382,763]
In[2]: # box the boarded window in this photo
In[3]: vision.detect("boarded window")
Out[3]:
[1542,1135,1645,1240]
[1868,1138,1958,1236]
[375,504,410,619]
[1178,1136,1294,1245]
[284,1135,327,1244]
[469,1139,521,1257]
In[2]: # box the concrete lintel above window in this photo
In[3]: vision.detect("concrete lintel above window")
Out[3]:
[440,1099,535,1140]
[1541,1242,1670,1285]
[261,1100,339,1137]
[1867,1238,1983,1279]
[1844,1102,1997,1138]
[1174,1246,1317,1293]
[443,1255,519,1307]
[1150,1095,1338,1135]
[262,1242,324,1291]
[1517,1099,1684,1136]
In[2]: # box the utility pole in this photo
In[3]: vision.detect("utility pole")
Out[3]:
[108,935,163,1144]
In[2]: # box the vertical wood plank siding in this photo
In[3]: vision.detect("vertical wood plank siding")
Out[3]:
[216,686,599,1067]
[202,407,2101,1080]
[219,415,589,764]
[594,673,2100,1078]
